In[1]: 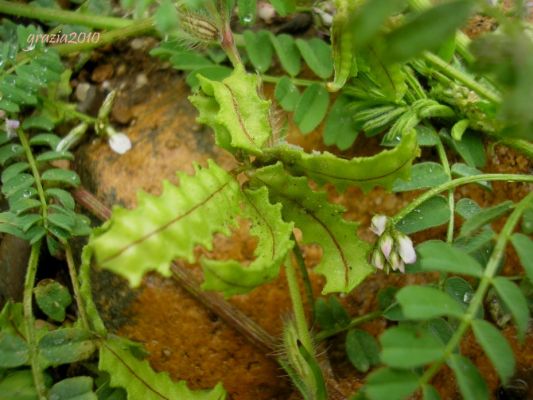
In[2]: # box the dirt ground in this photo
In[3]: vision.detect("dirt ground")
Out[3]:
[70,20,533,400]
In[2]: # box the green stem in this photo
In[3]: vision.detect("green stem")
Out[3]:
[291,234,315,323]
[423,52,501,103]
[261,74,323,87]
[65,242,89,329]
[315,311,382,342]
[24,241,47,400]
[392,173,533,224]
[435,137,454,243]
[286,257,313,353]
[419,191,533,387]
[54,18,155,55]
[18,129,48,226]
[0,0,131,29]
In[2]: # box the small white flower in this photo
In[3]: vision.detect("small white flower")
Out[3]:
[380,235,394,260]
[389,252,405,273]
[257,2,276,24]
[5,119,20,138]
[108,132,132,154]
[371,250,385,270]
[370,215,387,236]
[397,234,417,264]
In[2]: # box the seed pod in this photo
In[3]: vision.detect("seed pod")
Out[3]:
[180,12,219,43]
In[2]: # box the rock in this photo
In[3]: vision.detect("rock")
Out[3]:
[91,64,114,83]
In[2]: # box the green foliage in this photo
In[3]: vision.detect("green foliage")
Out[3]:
[49,376,97,400]
[396,196,451,234]
[34,279,72,322]
[99,336,227,399]
[345,329,380,373]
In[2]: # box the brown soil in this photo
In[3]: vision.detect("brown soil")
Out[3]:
[74,27,532,400]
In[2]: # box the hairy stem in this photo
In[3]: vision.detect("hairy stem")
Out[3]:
[423,52,501,103]
[24,241,47,400]
[286,256,314,353]
[419,191,533,387]
[18,129,48,226]
[65,242,89,329]
[0,0,130,29]
[291,233,315,323]
[392,173,533,224]
[315,310,383,342]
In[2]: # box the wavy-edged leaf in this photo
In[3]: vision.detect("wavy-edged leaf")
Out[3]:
[189,65,271,155]
[251,163,372,293]
[201,186,294,296]
[264,129,418,192]
[99,336,226,400]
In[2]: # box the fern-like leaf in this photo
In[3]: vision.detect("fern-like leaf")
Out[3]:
[189,65,272,155]
[90,160,293,296]
[99,336,226,400]
[251,163,373,294]
[263,129,419,192]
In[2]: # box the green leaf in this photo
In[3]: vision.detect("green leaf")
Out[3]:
[269,0,295,17]
[21,115,54,131]
[397,285,465,319]
[451,163,491,190]
[244,30,273,73]
[365,368,418,400]
[34,279,72,322]
[346,329,380,373]
[238,0,256,24]
[364,47,407,101]
[392,162,448,192]
[422,385,441,400]
[445,277,479,317]
[2,173,35,198]
[0,143,24,166]
[265,129,419,192]
[47,212,76,233]
[92,161,292,295]
[293,84,329,134]
[274,76,300,112]
[11,198,41,215]
[0,331,29,368]
[29,133,61,148]
[471,319,515,384]
[511,233,533,284]
[45,188,75,210]
[323,95,359,150]
[0,370,37,400]
[521,208,533,234]
[295,38,333,79]
[251,163,372,294]
[456,198,481,219]
[49,377,97,400]
[384,0,475,63]
[443,130,486,168]
[350,0,406,49]
[413,240,483,277]
[154,0,179,35]
[169,52,213,70]
[448,354,489,400]
[36,150,74,163]
[396,196,450,234]
[315,297,350,330]
[380,325,444,368]
[459,201,513,237]
[492,277,529,341]
[38,328,96,368]
[1,161,29,183]
[328,0,356,92]
[99,336,226,399]
[41,168,80,186]
[451,119,470,141]
[186,66,232,90]
[189,65,272,155]
[268,33,301,76]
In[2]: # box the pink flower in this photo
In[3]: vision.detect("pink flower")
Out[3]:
[397,234,416,264]
[380,235,393,260]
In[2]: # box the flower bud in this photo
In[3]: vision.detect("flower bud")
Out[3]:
[371,250,385,270]
[397,234,416,264]
[5,119,20,138]
[389,252,405,273]
[379,235,394,260]
[56,122,89,152]
[106,126,132,154]
[370,215,387,236]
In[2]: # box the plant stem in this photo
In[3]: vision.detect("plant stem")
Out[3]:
[285,257,313,353]
[291,234,315,322]
[261,74,323,87]
[0,0,131,29]
[315,310,383,342]
[419,191,533,387]
[435,137,455,243]
[54,19,155,55]
[18,129,48,226]
[23,240,47,400]
[392,173,533,224]
[65,242,89,329]
[423,52,501,103]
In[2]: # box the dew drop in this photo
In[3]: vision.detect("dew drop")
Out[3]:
[241,14,254,24]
